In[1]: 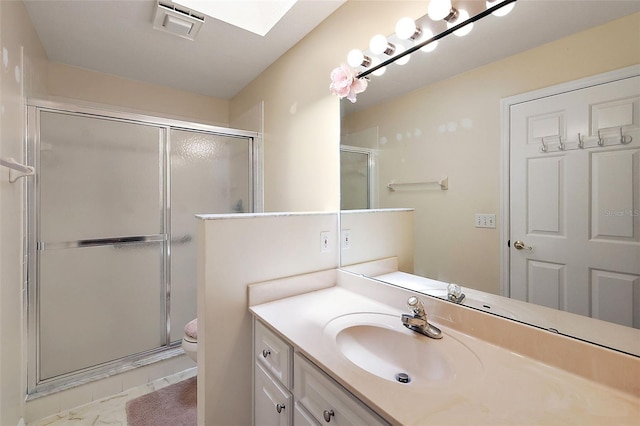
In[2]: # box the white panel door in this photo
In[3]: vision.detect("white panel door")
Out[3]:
[510,75,640,327]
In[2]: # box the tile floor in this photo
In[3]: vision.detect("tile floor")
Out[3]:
[28,368,197,426]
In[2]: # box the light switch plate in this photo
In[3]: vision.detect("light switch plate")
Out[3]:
[320,231,330,252]
[475,214,496,228]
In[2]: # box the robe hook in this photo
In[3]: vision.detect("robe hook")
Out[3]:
[620,127,632,144]
[540,137,547,153]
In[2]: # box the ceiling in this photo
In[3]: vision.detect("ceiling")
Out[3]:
[24,0,345,99]
[23,1,640,104]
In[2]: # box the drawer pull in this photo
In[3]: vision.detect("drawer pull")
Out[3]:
[276,403,285,414]
[323,409,335,423]
[262,349,271,358]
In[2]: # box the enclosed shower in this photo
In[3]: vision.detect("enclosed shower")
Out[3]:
[25,101,260,396]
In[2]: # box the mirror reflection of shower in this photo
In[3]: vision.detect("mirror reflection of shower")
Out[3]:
[340,146,376,210]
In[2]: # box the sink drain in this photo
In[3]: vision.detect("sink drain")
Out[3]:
[395,373,411,384]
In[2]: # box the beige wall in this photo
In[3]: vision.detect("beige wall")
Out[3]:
[342,13,640,295]
[47,62,230,126]
[197,213,339,425]
[0,1,48,424]
[230,1,427,212]
[341,209,414,273]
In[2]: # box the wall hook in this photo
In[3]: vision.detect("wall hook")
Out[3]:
[620,127,633,144]
[540,137,547,153]
[557,136,565,150]
[577,133,585,149]
[597,130,604,146]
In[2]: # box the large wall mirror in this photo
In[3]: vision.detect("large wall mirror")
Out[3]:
[339,1,640,356]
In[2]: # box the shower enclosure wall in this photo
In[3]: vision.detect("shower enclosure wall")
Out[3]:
[25,100,261,396]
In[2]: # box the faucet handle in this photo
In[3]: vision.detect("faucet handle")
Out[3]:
[407,296,425,317]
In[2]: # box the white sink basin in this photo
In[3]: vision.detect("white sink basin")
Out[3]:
[323,313,483,387]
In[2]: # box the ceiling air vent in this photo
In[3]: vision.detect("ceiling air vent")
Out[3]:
[153,1,205,41]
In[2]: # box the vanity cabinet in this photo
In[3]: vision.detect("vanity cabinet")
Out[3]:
[254,320,293,425]
[253,318,388,426]
[255,362,293,426]
[293,352,388,426]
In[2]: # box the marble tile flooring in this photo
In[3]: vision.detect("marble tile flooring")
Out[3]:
[28,368,197,426]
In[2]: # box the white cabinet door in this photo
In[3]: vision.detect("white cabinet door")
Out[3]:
[294,402,321,426]
[255,362,292,426]
[293,353,388,426]
[510,75,640,326]
[255,320,292,388]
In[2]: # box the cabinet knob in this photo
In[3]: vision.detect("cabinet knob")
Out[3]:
[323,409,335,422]
[262,349,271,358]
[275,403,285,414]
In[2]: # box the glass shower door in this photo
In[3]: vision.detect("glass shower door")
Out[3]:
[169,130,252,342]
[340,149,371,210]
[36,111,166,381]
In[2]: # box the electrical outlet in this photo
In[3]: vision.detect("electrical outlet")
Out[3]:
[342,230,351,249]
[320,231,330,252]
[475,214,496,228]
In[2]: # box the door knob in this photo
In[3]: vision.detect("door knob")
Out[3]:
[513,240,532,251]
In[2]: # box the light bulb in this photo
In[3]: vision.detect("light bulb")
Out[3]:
[347,49,370,68]
[369,34,394,55]
[416,28,438,52]
[395,17,420,40]
[370,57,386,76]
[428,0,453,21]
[486,0,515,16]
[395,45,410,66]
[447,9,473,37]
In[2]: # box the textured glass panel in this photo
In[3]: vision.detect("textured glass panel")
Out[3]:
[341,150,369,210]
[39,112,162,242]
[170,130,251,341]
[39,244,164,380]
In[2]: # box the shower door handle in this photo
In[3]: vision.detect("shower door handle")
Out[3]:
[38,234,167,250]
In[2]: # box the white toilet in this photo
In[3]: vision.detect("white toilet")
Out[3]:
[182,318,197,363]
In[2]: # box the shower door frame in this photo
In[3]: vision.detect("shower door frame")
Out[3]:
[25,99,262,397]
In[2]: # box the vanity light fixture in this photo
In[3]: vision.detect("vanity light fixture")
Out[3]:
[428,0,458,22]
[370,58,386,76]
[394,46,411,65]
[417,28,438,52]
[486,0,515,17]
[446,9,473,37]
[353,0,517,79]
[395,17,422,40]
[369,34,396,56]
[347,49,372,68]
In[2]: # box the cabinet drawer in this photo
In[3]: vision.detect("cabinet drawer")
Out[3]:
[255,319,292,388]
[293,352,388,426]
[255,362,292,426]
[294,402,321,426]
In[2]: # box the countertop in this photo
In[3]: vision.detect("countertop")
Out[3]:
[250,282,640,425]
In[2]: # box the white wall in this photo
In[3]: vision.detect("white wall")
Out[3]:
[0,1,48,423]
[197,213,339,425]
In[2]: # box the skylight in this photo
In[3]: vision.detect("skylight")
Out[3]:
[172,0,298,36]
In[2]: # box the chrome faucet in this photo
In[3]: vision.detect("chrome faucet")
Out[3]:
[447,283,466,304]
[401,296,442,339]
